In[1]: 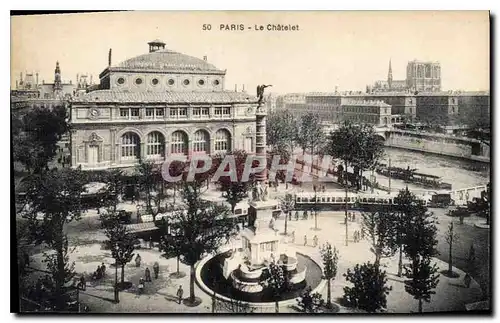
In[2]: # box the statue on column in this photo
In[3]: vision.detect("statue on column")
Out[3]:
[256,84,273,104]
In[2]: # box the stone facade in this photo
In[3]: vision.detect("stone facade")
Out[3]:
[70,40,259,170]
[341,99,392,126]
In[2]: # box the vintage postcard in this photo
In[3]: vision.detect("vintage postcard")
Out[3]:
[11,11,491,314]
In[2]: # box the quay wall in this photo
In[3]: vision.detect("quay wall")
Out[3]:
[385,132,490,164]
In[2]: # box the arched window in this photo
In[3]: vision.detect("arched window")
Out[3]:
[171,131,188,155]
[193,130,209,154]
[121,132,140,159]
[214,129,231,152]
[146,131,165,158]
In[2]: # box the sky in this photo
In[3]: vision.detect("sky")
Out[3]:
[11,11,490,94]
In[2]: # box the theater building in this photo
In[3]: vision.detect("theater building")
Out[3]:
[70,40,258,170]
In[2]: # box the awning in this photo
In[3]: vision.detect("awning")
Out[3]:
[124,222,158,233]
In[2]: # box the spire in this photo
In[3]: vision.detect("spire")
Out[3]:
[54,61,62,90]
[388,58,393,88]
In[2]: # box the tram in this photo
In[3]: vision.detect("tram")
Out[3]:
[294,190,427,212]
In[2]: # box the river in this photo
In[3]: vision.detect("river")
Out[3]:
[379,147,490,191]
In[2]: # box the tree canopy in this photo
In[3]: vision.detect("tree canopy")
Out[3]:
[13,105,69,174]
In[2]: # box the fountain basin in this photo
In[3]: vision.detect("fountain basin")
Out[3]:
[231,271,264,293]
[281,256,298,271]
[239,264,264,280]
[196,251,324,305]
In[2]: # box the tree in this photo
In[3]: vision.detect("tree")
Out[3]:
[167,180,238,306]
[342,262,392,313]
[158,219,186,279]
[327,121,384,246]
[100,213,136,288]
[403,256,440,313]
[402,200,440,313]
[213,150,253,213]
[320,242,339,308]
[136,160,166,222]
[266,109,298,157]
[353,130,385,191]
[444,221,459,277]
[297,113,325,175]
[23,167,86,310]
[296,286,325,313]
[361,210,398,268]
[393,188,417,277]
[403,201,439,261]
[166,160,187,204]
[102,169,124,213]
[260,261,289,313]
[13,105,69,174]
[278,193,295,235]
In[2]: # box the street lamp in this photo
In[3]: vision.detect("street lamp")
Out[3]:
[114,245,119,303]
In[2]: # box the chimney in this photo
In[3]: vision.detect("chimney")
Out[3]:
[242,84,245,92]
[203,55,207,61]
[16,80,18,89]
[36,73,39,85]
[235,84,237,92]
[108,48,112,66]
[20,72,23,82]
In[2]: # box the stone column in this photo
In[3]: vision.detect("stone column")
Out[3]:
[187,139,193,159]
[70,129,77,167]
[110,127,117,164]
[140,142,146,161]
[255,103,267,182]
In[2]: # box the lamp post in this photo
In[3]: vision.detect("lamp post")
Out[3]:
[114,246,119,303]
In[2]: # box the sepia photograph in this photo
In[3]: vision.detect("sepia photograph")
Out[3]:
[10,10,491,314]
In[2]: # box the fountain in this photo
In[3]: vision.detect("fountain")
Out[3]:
[196,87,324,306]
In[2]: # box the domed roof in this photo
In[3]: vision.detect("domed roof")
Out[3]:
[115,49,223,73]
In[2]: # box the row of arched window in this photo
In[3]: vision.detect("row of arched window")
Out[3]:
[120,129,231,159]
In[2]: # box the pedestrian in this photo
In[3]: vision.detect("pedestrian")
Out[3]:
[153,261,160,279]
[313,184,317,193]
[303,210,307,220]
[138,278,145,294]
[354,231,359,243]
[135,254,142,267]
[469,244,476,263]
[288,211,292,221]
[313,235,318,247]
[79,276,86,291]
[352,212,356,222]
[360,228,365,240]
[295,211,299,221]
[101,263,106,276]
[145,268,152,282]
[149,237,154,249]
[177,285,184,304]
[464,273,472,288]
[304,235,307,246]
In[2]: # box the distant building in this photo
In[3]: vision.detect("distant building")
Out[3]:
[38,62,75,100]
[416,91,489,127]
[368,59,442,94]
[11,61,84,111]
[341,99,393,126]
[264,93,277,113]
[370,60,407,93]
[406,60,441,92]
